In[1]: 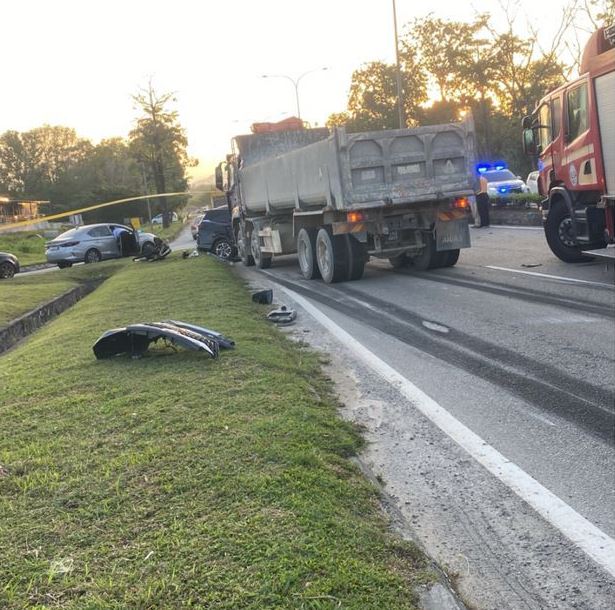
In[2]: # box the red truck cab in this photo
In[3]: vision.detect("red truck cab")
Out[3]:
[522,25,615,262]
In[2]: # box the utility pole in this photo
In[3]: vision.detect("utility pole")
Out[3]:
[392,0,405,129]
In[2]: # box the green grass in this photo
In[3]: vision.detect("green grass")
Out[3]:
[0,255,429,609]
[0,261,126,327]
[0,231,47,266]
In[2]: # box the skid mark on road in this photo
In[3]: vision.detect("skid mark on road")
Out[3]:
[280,284,615,580]
[265,272,615,442]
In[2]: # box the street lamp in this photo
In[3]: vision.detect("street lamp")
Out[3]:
[261,67,328,120]
[392,0,405,129]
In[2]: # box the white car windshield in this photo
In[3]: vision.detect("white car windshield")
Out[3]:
[485,170,516,182]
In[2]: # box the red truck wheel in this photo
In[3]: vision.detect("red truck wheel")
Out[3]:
[545,203,587,263]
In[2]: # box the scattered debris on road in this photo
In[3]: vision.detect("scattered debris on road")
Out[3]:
[252,289,273,304]
[521,263,542,268]
[267,305,297,326]
[93,320,234,359]
[182,249,199,259]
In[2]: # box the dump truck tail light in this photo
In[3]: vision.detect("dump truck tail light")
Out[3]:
[347,211,365,223]
[451,197,470,209]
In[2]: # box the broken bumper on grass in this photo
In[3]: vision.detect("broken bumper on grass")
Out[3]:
[93,320,234,359]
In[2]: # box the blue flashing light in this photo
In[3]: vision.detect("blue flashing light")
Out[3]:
[476,163,490,174]
[498,187,507,193]
[494,161,507,170]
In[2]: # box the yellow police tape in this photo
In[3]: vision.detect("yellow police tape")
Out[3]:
[0,191,215,231]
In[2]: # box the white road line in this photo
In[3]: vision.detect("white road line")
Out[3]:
[486,265,615,288]
[279,285,615,579]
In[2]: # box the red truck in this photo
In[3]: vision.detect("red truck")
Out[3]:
[522,25,615,262]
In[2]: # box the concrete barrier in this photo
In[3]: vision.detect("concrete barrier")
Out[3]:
[0,282,100,354]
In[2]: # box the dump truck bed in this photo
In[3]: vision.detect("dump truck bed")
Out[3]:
[236,119,476,215]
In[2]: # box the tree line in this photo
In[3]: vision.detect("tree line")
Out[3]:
[0,83,195,226]
[327,0,614,176]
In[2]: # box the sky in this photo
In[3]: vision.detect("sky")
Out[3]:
[0,0,596,180]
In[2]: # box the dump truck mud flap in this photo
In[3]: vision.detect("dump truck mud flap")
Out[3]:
[435,215,470,251]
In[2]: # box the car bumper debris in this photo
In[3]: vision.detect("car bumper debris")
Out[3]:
[93,320,234,359]
[266,306,297,326]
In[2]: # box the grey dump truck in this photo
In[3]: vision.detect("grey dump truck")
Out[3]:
[215,117,476,283]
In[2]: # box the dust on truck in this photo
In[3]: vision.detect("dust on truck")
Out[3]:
[522,24,615,262]
[216,116,476,283]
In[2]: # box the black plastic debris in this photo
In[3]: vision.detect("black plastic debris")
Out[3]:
[267,305,297,326]
[182,249,199,259]
[252,289,273,304]
[93,320,234,359]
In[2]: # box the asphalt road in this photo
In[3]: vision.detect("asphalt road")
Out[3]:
[235,225,615,610]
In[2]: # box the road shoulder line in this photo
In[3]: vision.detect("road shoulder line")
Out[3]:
[486,265,614,288]
[279,284,615,579]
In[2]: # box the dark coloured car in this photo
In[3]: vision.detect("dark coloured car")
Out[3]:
[0,252,20,279]
[197,206,235,259]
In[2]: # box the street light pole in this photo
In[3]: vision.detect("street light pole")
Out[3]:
[261,67,328,121]
[392,0,405,129]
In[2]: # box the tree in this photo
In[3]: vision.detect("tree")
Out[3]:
[129,82,196,228]
[326,59,426,132]
[0,125,92,201]
[404,15,493,103]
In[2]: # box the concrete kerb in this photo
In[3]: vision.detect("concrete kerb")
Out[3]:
[473,203,542,227]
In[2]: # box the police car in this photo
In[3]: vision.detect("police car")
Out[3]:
[477,163,530,198]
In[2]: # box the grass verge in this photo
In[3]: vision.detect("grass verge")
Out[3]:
[0,254,429,609]
[0,231,47,266]
[0,261,126,327]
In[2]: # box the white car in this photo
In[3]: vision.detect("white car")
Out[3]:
[151,212,179,224]
[482,169,530,197]
[526,171,539,194]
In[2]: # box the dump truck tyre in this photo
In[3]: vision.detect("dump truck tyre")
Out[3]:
[410,233,437,271]
[251,229,272,269]
[297,228,321,279]
[544,202,587,263]
[237,225,254,266]
[316,227,348,283]
[442,249,460,267]
[345,234,366,281]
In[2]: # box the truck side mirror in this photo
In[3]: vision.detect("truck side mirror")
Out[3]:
[521,115,533,129]
[522,128,538,156]
[215,164,224,191]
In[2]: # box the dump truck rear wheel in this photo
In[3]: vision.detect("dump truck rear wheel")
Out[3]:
[410,233,437,270]
[345,234,366,281]
[441,249,460,267]
[316,227,348,283]
[237,225,254,266]
[251,229,272,269]
[297,228,321,279]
